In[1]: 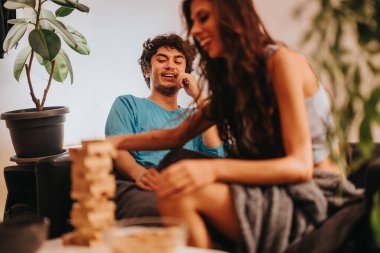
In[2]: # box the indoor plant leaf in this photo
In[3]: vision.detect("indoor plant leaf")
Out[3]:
[3,22,28,53]
[43,50,68,82]
[50,0,73,8]
[60,48,73,83]
[64,0,89,13]
[370,192,380,248]
[7,18,33,25]
[35,52,44,65]
[359,116,373,158]
[66,25,86,43]
[65,25,90,55]
[28,28,61,61]
[55,6,74,17]
[45,17,77,48]
[50,0,89,12]
[4,0,36,9]
[13,46,32,81]
[39,9,55,30]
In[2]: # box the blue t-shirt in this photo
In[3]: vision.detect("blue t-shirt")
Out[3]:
[105,95,225,167]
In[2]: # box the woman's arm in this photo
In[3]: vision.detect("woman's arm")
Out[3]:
[107,104,215,151]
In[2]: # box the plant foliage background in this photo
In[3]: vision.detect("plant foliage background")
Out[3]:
[2,0,90,111]
[294,0,380,248]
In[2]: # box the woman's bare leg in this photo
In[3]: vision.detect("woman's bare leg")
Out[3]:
[158,183,240,248]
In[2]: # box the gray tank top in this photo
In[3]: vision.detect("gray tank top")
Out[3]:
[266,44,334,163]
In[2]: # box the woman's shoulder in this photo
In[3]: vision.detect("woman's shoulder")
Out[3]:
[267,46,307,67]
[267,46,313,78]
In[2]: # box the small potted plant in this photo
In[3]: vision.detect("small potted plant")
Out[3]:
[0,0,90,159]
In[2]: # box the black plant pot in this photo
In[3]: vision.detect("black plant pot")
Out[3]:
[1,106,70,158]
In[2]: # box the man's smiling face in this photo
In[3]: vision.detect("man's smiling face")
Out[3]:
[147,46,186,96]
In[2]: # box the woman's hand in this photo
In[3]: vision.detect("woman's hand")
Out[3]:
[158,159,216,198]
[135,168,160,191]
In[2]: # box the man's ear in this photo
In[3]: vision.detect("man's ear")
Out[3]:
[144,70,150,78]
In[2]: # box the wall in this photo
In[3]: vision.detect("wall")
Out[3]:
[0,0,367,220]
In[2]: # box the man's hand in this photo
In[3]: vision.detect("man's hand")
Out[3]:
[135,168,160,191]
[177,73,200,99]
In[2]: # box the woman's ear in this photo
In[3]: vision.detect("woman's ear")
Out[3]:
[144,70,150,78]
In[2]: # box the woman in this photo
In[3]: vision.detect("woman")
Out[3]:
[109,0,360,252]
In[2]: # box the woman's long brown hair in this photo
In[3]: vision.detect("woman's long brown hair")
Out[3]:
[182,0,285,159]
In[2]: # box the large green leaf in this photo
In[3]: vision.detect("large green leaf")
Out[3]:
[13,46,32,81]
[50,0,89,12]
[39,9,55,30]
[60,48,73,83]
[66,25,87,43]
[371,192,380,248]
[64,25,89,55]
[359,116,373,158]
[28,28,61,61]
[43,50,68,82]
[65,0,89,12]
[45,17,77,48]
[4,0,36,9]
[35,52,44,65]
[50,0,73,8]
[55,6,74,17]
[7,18,33,25]
[2,22,28,53]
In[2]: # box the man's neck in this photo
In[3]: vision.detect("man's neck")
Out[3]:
[148,91,179,111]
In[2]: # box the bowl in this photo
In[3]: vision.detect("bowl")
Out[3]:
[0,216,49,253]
[105,217,187,253]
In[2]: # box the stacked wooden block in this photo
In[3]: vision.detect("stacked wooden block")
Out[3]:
[63,140,117,246]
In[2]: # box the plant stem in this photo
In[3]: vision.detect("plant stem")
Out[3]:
[25,63,42,111]
[35,0,42,29]
[41,60,56,109]
[26,0,44,111]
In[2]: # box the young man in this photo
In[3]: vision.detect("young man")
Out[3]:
[105,34,224,219]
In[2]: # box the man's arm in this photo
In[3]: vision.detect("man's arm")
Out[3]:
[195,96,222,148]
[115,150,145,180]
[116,150,159,191]
[105,96,159,191]
[178,73,223,149]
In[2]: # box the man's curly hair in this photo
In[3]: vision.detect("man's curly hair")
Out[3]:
[138,33,196,88]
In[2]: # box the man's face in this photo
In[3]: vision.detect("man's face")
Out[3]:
[147,46,186,96]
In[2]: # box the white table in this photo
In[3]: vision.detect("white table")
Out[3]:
[38,238,228,253]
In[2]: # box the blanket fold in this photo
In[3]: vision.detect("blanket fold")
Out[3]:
[231,170,363,253]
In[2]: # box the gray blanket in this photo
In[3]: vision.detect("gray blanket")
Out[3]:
[230,170,363,253]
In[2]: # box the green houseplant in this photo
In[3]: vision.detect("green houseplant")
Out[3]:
[0,0,90,159]
[294,0,380,249]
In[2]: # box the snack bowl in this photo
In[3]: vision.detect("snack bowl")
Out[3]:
[0,216,49,253]
[105,217,187,253]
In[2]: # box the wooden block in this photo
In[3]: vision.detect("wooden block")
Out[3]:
[71,174,116,200]
[81,140,118,158]
[70,202,115,229]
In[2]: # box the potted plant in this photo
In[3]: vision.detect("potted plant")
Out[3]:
[0,0,90,159]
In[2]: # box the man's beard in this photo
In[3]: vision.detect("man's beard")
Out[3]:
[154,83,180,96]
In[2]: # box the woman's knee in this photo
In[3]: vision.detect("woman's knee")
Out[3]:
[157,194,196,215]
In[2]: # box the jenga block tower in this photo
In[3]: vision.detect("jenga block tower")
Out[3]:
[63,140,117,247]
